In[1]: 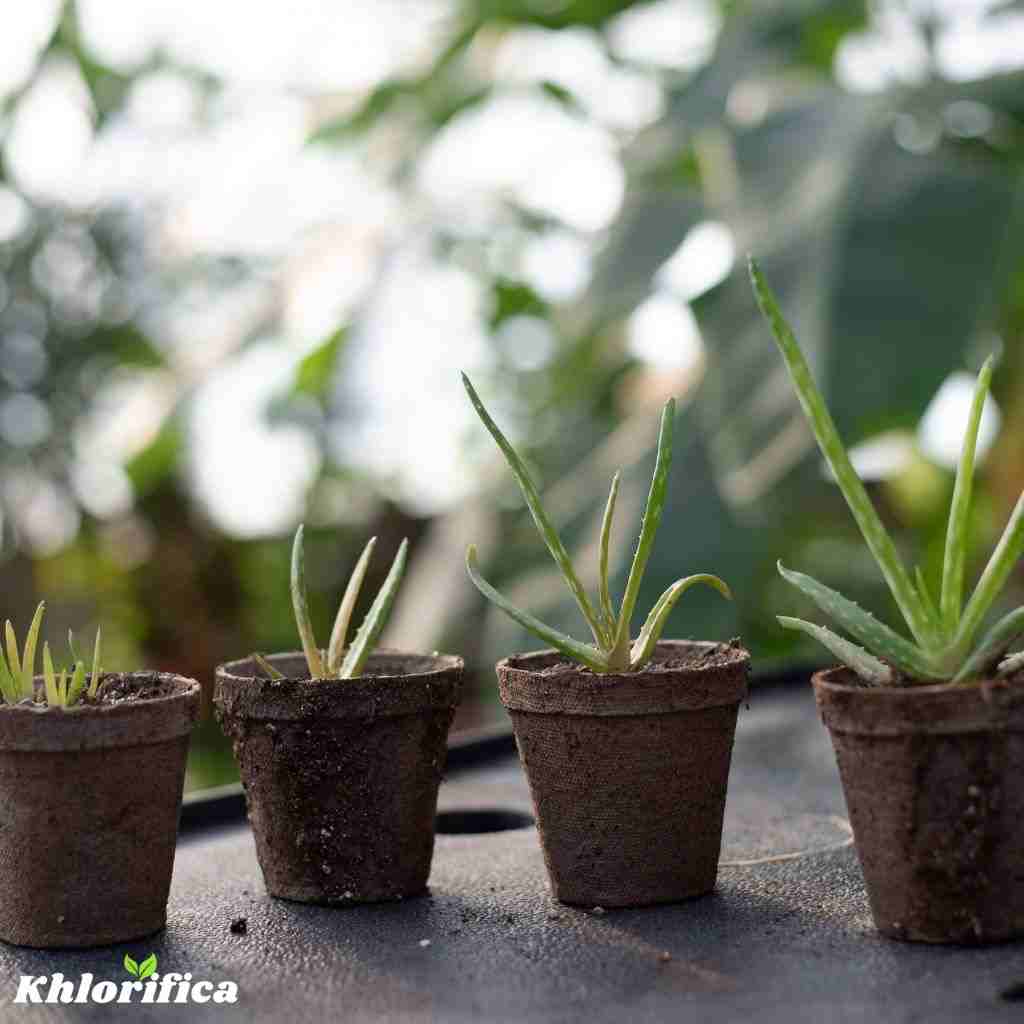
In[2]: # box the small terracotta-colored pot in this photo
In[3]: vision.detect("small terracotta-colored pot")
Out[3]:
[0,673,200,948]
[497,640,749,907]
[214,651,462,905]
[814,667,1024,944]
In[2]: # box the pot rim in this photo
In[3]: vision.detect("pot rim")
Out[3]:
[217,648,463,684]
[215,649,463,722]
[0,672,201,752]
[813,665,1024,736]
[497,639,749,716]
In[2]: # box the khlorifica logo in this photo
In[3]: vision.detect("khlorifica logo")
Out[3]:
[14,952,239,1005]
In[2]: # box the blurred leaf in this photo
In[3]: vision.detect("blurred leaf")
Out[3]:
[82,323,164,368]
[799,1,868,69]
[490,280,549,327]
[293,328,348,398]
[126,419,182,497]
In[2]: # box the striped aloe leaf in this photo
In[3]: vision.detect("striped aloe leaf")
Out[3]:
[463,381,731,673]
[750,258,934,648]
[284,526,410,682]
[462,373,609,649]
[291,524,325,679]
[339,539,408,679]
[777,617,895,686]
[630,575,731,671]
[754,259,1024,686]
[941,356,994,631]
[953,606,1024,683]
[777,563,937,679]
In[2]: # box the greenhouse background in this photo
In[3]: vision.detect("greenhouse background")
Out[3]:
[0,0,1022,789]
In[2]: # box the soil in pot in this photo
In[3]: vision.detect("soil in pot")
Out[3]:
[215,651,462,905]
[497,639,750,908]
[815,666,1024,944]
[0,673,201,948]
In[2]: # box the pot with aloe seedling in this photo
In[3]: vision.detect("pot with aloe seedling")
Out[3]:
[215,528,462,905]
[0,608,200,947]
[463,375,748,907]
[752,258,1024,944]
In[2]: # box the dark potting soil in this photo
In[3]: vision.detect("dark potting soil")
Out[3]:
[514,638,745,678]
[5,672,186,710]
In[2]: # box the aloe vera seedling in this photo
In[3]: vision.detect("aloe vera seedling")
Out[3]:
[751,256,1024,686]
[255,525,408,681]
[462,374,731,672]
[0,602,103,707]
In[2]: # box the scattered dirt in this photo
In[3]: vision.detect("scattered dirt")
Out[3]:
[1001,982,1024,1002]
[89,673,184,705]
[11,672,187,709]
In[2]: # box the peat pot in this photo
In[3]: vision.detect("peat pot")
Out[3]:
[215,651,462,905]
[497,640,750,907]
[0,673,200,948]
[814,667,1024,944]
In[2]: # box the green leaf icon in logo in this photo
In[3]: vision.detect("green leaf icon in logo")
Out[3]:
[138,954,158,980]
[123,955,139,976]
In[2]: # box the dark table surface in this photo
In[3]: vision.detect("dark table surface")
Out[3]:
[3,680,1024,1022]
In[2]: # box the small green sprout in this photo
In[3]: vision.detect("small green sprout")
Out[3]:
[0,602,45,703]
[751,256,1024,686]
[41,625,103,708]
[462,374,731,672]
[257,524,408,681]
[0,602,103,707]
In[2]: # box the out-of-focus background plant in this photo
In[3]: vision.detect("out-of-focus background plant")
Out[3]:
[1,0,1022,788]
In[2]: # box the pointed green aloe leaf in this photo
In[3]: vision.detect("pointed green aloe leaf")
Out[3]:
[613,398,676,651]
[466,546,608,672]
[941,356,994,632]
[67,630,80,665]
[915,566,941,632]
[124,955,139,976]
[339,539,408,679]
[20,602,44,700]
[291,524,325,679]
[630,574,732,671]
[138,954,158,980]
[88,625,102,698]
[956,490,1024,655]
[42,643,60,707]
[953,606,1024,683]
[65,661,87,707]
[777,616,896,687]
[55,669,68,709]
[4,622,20,686]
[778,563,937,679]
[462,373,606,648]
[327,536,377,673]
[0,650,20,704]
[253,653,285,680]
[750,258,932,647]
[598,473,620,633]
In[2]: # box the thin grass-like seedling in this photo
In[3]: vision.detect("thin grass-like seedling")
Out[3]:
[463,374,731,672]
[0,602,44,704]
[265,525,408,681]
[751,257,1024,686]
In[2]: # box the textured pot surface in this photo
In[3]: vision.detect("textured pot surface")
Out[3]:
[215,651,462,905]
[0,674,200,948]
[814,667,1024,944]
[497,640,749,907]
